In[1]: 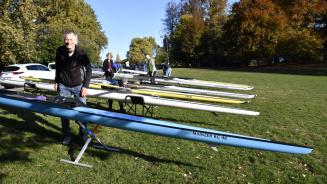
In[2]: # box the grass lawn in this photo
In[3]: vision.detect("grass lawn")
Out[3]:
[0,65,326,183]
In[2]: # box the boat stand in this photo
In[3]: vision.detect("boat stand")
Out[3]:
[60,137,94,168]
[125,95,154,117]
[60,124,119,168]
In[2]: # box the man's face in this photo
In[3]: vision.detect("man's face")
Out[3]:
[64,33,76,52]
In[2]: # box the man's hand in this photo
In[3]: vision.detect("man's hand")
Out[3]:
[54,83,58,91]
[81,87,88,97]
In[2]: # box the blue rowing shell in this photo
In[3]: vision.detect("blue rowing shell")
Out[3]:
[0,95,312,154]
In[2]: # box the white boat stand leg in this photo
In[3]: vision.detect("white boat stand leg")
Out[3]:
[60,137,93,168]
[60,122,120,168]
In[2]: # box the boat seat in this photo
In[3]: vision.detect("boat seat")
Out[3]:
[124,95,153,117]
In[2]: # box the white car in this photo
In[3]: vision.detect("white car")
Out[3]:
[0,63,55,88]
[47,62,104,78]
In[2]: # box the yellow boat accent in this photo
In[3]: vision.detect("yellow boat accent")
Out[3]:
[131,89,246,104]
[93,83,247,104]
[21,77,248,104]
[22,76,52,83]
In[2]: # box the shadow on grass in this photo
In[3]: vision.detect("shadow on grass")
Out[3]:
[85,143,201,168]
[57,138,201,169]
[0,106,201,170]
[0,107,62,163]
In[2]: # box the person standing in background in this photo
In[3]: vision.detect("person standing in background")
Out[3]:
[162,62,172,77]
[102,52,118,84]
[103,52,125,112]
[145,54,156,84]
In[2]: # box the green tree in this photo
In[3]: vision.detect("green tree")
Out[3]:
[36,0,107,64]
[165,0,228,67]
[163,1,182,37]
[182,0,207,65]
[0,0,107,66]
[200,0,228,67]
[163,1,182,66]
[171,11,205,66]
[128,37,158,64]
[155,46,168,65]
[0,0,38,65]
[277,28,324,62]
[0,20,24,66]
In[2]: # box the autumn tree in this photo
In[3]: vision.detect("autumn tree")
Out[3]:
[223,0,287,65]
[275,0,327,62]
[164,0,326,66]
[223,0,326,64]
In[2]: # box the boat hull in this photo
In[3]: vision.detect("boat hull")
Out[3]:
[0,94,312,154]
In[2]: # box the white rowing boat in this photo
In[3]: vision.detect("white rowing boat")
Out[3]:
[113,73,254,90]
[0,77,260,116]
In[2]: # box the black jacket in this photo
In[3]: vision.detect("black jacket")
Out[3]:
[55,45,92,88]
[102,58,114,77]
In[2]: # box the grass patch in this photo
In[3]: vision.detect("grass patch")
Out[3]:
[1,66,326,183]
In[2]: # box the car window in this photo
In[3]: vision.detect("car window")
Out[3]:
[37,65,50,71]
[26,65,39,70]
[3,66,20,72]
[26,65,50,71]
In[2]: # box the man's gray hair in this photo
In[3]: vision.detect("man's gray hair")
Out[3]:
[63,30,78,45]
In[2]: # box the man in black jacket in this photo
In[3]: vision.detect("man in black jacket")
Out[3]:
[54,30,92,145]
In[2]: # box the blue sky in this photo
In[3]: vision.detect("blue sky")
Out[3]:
[85,0,238,61]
